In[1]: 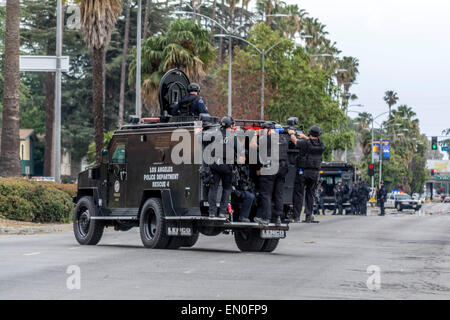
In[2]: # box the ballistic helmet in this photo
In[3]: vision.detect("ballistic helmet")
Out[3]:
[221,116,235,128]
[262,121,276,130]
[309,125,322,137]
[187,82,200,93]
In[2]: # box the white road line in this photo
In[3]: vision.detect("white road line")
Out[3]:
[24,252,40,256]
[68,247,79,250]
[183,269,194,274]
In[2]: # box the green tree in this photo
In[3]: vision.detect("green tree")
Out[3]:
[383,90,399,118]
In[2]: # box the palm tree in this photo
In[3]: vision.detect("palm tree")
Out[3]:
[383,90,399,118]
[0,0,21,177]
[77,0,123,163]
[129,19,215,115]
[336,56,359,110]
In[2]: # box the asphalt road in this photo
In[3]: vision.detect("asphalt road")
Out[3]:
[1,203,449,300]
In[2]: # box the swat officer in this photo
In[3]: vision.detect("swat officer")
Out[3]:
[333,181,345,215]
[358,179,370,215]
[377,181,388,216]
[349,182,360,215]
[314,185,326,215]
[250,121,289,226]
[208,116,244,218]
[288,125,325,223]
[171,83,209,116]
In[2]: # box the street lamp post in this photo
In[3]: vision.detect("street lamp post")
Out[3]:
[136,0,142,119]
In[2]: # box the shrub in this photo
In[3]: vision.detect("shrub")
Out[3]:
[0,178,75,223]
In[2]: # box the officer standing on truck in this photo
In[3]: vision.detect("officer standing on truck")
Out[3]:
[377,181,388,216]
[288,125,325,223]
[250,121,289,226]
[171,83,209,116]
[358,179,370,215]
[208,116,244,218]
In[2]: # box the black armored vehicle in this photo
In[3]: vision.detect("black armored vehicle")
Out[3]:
[73,69,293,252]
[318,162,356,213]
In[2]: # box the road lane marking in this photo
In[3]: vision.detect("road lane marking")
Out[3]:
[183,269,194,274]
[24,252,40,256]
[68,247,79,250]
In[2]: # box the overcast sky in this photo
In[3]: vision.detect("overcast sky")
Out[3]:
[268,0,450,148]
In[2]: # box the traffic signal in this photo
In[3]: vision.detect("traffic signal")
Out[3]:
[368,164,374,176]
[431,169,435,176]
[431,137,438,150]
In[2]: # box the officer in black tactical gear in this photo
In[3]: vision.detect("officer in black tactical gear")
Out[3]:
[377,181,388,216]
[358,179,370,215]
[288,125,325,223]
[349,182,360,215]
[207,116,245,218]
[333,181,345,215]
[171,83,209,116]
[250,121,288,226]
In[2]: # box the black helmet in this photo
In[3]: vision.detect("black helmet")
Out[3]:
[221,116,235,128]
[262,121,275,130]
[309,125,322,137]
[187,82,200,93]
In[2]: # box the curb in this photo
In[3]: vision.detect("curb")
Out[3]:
[0,225,70,235]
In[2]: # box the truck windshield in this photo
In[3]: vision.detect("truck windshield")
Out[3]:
[320,174,342,196]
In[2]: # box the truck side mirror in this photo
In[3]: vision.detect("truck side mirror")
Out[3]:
[101,149,109,164]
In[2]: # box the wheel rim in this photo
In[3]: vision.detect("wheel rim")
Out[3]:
[144,208,157,240]
[77,208,90,238]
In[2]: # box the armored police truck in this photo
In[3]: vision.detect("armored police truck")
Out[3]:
[73,69,291,252]
[318,162,356,213]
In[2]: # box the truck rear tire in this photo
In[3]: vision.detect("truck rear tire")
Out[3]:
[139,198,170,249]
[260,239,280,252]
[179,232,200,248]
[234,229,265,252]
[73,196,104,245]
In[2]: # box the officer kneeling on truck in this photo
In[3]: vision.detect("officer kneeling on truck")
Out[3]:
[288,125,324,223]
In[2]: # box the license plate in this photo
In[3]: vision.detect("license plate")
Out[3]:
[260,229,286,239]
[167,227,193,237]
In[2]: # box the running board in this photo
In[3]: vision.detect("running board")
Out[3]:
[91,216,138,220]
[165,216,289,230]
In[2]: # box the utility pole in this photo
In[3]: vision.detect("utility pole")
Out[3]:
[136,0,142,119]
[54,0,63,183]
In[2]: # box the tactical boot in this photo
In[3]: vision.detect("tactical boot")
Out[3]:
[254,217,269,225]
[275,216,282,226]
[239,217,251,223]
[304,215,314,223]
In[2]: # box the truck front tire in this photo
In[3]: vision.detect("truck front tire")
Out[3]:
[73,196,105,245]
[139,198,170,249]
[234,229,265,252]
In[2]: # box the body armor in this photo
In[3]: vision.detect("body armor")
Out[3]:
[296,139,324,169]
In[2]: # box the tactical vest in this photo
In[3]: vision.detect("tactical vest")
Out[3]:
[178,95,198,116]
[278,133,289,162]
[296,139,324,169]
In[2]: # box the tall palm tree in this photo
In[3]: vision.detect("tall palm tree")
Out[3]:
[0,0,21,177]
[336,56,359,110]
[383,90,399,118]
[77,0,123,163]
[129,19,215,115]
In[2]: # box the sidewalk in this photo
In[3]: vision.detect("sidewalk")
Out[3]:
[0,218,71,235]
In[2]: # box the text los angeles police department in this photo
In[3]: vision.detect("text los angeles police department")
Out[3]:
[180,304,268,318]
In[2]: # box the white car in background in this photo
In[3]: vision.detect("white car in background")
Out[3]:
[385,193,421,212]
